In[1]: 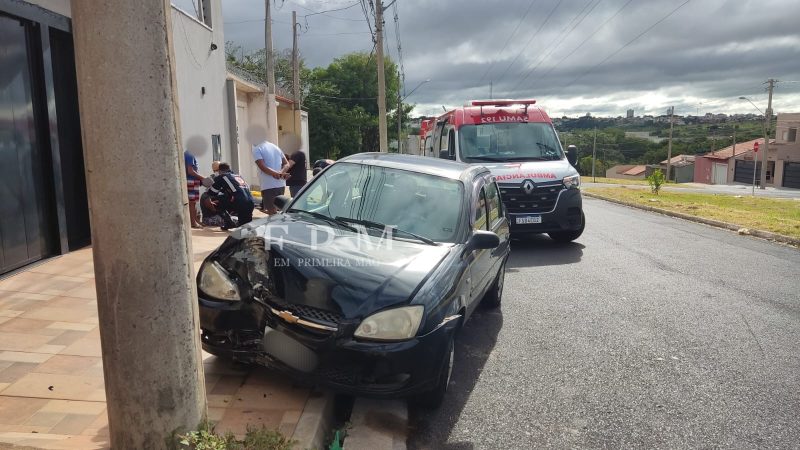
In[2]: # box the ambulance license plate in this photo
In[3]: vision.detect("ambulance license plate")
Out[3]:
[515,215,542,225]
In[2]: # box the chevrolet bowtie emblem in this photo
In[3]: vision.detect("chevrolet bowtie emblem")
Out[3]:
[277,310,299,324]
[522,180,535,195]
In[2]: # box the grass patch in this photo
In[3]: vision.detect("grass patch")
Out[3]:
[585,186,800,239]
[584,177,689,187]
[177,422,294,450]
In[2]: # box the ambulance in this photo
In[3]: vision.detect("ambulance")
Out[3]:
[428,99,584,242]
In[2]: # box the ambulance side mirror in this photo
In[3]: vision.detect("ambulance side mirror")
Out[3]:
[566,146,578,167]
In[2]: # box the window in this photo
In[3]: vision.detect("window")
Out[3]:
[458,122,563,163]
[171,0,212,28]
[485,182,502,227]
[211,134,222,162]
[789,128,797,142]
[291,162,464,242]
[473,188,487,231]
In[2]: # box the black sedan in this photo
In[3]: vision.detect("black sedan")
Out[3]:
[197,153,510,406]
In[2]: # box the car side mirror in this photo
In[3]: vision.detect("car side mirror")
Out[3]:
[567,146,578,167]
[274,194,290,210]
[466,230,500,251]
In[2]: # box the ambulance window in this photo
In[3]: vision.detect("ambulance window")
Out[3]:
[447,130,455,159]
[438,124,448,158]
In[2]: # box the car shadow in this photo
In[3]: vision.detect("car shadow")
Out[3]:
[407,304,504,450]
[507,235,585,269]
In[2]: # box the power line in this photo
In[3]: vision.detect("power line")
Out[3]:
[476,0,538,88]
[530,0,634,89]
[512,0,603,92]
[564,0,694,88]
[494,0,564,87]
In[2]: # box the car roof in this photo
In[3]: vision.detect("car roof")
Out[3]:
[338,153,489,182]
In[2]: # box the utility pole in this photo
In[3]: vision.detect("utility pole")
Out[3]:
[592,128,597,182]
[375,0,388,152]
[490,81,493,99]
[760,78,776,189]
[666,106,674,182]
[264,0,278,143]
[397,81,403,153]
[72,1,206,447]
[292,10,300,113]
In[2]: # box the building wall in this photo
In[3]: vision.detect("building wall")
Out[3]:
[170,3,229,178]
[674,165,694,183]
[694,156,714,184]
[775,113,800,143]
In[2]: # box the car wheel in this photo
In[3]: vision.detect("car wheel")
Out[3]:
[412,336,454,409]
[482,260,506,308]
[548,211,585,243]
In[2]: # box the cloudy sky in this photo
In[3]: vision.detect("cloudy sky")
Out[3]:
[220,0,800,117]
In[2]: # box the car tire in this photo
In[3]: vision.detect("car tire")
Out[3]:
[482,260,506,308]
[548,211,585,243]
[412,336,454,409]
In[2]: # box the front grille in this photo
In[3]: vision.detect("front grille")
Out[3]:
[499,181,564,214]
[314,365,361,385]
[286,304,343,326]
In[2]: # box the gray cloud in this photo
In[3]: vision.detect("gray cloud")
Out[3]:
[221,0,800,116]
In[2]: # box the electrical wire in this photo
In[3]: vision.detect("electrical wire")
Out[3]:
[476,0,538,88]
[512,0,603,92]
[493,0,564,87]
[563,0,694,88]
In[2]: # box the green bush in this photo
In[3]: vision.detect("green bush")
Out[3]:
[178,423,294,450]
[647,169,665,195]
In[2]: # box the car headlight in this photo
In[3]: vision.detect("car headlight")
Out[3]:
[563,174,580,189]
[199,261,241,301]
[354,305,424,341]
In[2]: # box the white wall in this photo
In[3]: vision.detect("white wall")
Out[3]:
[170,2,229,178]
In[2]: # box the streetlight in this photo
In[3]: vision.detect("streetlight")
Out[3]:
[739,96,769,190]
[398,79,431,154]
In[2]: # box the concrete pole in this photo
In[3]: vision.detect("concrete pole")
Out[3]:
[265,0,279,144]
[592,128,597,182]
[292,11,300,112]
[760,79,776,189]
[71,1,206,448]
[375,0,388,152]
[398,84,403,154]
[666,106,674,182]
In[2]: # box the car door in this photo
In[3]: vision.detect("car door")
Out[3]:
[467,177,493,311]
[484,179,510,270]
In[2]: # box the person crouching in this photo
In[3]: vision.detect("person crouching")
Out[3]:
[203,162,255,230]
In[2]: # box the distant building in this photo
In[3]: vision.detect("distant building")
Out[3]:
[648,155,695,183]
[626,109,634,119]
[605,165,647,180]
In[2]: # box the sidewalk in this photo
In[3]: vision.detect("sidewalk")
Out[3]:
[0,226,312,449]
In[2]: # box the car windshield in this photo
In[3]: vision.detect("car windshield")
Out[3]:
[290,162,464,243]
[458,122,564,162]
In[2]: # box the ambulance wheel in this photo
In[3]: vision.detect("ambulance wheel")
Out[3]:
[548,212,585,243]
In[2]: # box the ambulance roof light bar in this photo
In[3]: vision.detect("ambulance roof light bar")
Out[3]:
[470,99,536,106]
[470,99,537,116]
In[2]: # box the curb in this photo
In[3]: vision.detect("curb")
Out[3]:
[583,192,800,247]
[291,391,336,450]
[344,398,407,450]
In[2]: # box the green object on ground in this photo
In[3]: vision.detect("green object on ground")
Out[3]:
[329,430,343,450]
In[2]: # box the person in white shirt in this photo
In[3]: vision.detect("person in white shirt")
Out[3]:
[253,139,289,214]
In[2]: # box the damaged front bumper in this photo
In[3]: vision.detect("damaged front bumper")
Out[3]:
[199,296,455,397]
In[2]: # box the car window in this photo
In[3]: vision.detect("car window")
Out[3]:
[485,181,502,228]
[291,162,464,242]
[473,187,487,231]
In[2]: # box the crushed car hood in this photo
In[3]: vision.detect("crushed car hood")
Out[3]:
[230,214,452,318]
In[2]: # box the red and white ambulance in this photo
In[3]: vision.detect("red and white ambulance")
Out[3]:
[428,99,584,242]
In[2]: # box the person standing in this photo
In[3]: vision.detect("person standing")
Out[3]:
[253,139,288,214]
[184,150,204,228]
[285,149,307,197]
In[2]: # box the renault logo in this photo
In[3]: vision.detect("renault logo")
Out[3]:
[521,180,536,195]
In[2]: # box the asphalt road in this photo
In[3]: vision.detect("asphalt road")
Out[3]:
[409,197,800,449]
